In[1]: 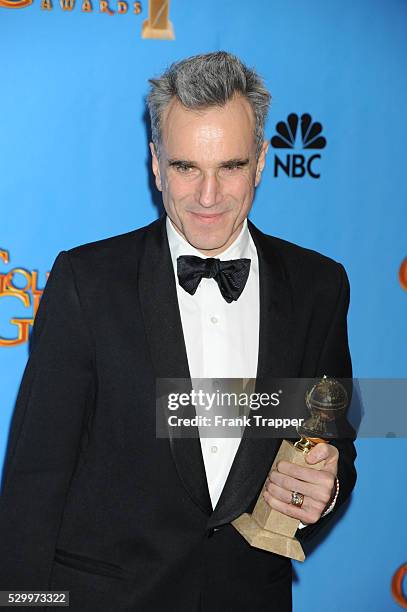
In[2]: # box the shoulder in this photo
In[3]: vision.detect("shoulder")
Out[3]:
[66,217,160,261]
[269,233,344,275]
[50,217,163,285]
[249,221,349,299]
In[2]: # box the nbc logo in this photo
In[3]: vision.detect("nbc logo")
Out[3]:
[270,113,326,179]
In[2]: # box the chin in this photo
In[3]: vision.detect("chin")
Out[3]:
[183,227,227,250]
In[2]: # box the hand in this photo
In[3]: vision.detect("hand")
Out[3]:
[263,443,338,525]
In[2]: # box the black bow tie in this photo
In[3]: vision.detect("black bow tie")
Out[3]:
[177,255,251,303]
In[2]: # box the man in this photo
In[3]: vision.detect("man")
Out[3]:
[0,51,356,611]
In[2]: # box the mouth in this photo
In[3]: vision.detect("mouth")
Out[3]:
[190,211,226,224]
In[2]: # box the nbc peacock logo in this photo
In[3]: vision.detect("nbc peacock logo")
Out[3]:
[270,113,327,179]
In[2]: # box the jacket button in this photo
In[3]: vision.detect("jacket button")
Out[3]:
[207,528,215,538]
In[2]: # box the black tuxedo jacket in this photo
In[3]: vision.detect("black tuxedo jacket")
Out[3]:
[0,214,356,611]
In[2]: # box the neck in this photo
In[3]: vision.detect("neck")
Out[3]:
[171,218,246,257]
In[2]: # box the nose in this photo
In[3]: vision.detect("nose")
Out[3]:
[197,172,222,208]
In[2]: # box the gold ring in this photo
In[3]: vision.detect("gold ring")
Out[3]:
[291,491,304,507]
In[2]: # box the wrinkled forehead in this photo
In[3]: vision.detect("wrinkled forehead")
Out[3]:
[160,95,257,161]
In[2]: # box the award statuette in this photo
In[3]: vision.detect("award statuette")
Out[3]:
[142,0,175,40]
[232,376,349,562]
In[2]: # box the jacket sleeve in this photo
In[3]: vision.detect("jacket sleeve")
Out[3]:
[0,250,96,589]
[296,262,357,549]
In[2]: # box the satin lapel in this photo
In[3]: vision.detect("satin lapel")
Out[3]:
[208,220,297,529]
[138,214,212,516]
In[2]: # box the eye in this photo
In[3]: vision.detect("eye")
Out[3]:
[221,163,245,172]
[174,163,194,173]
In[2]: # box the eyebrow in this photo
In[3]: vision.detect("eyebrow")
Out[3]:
[220,158,250,168]
[167,158,250,168]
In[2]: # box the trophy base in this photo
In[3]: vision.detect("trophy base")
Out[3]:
[232,513,305,562]
[142,19,175,40]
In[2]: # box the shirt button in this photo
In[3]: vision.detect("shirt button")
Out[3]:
[210,316,219,324]
[211,445,218,453]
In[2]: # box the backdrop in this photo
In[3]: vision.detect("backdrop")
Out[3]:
[1,1,406,610]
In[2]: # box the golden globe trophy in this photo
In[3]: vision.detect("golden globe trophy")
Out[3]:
[232,376,349,562]
[142,0,175,40]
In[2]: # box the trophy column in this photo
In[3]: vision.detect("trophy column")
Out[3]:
[232,438,326,562]
[142,0,175,40]
[232,376,349,562]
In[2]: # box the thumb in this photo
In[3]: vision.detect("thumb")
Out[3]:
[305,442,330,465]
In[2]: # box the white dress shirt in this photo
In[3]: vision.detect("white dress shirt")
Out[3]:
[166,215,336,523]
[167,215,258,510]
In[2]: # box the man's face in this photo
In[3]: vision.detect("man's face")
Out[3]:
[150,95,269,256]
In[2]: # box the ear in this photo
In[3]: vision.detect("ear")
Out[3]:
[255,140,269,187]
[149,142,162,192]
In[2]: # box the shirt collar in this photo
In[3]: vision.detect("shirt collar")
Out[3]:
[166,214,251,272]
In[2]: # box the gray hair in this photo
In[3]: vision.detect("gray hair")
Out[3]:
[147,51,271,159]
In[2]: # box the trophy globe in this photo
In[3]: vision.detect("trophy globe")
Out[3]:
[295,375,349,452]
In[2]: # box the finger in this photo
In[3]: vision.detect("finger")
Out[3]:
[263,490,325,525]
[264,481,327,514]
[276,460,337,486]
[267,470,334,505]
[305,443,338,466]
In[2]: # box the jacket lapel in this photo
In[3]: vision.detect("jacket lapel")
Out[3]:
[138,214,212,516]
[208,219,297,528]
[138,213,297,526]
